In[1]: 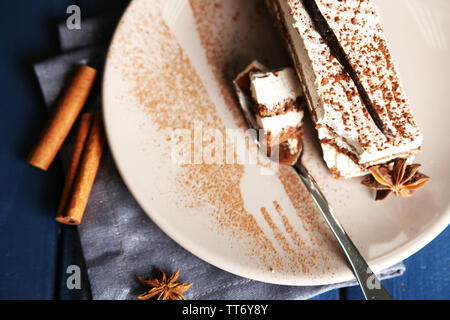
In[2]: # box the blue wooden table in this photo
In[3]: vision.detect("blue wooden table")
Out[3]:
[0,0,448,300]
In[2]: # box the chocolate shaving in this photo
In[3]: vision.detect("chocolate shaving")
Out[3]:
[301,0,392,137]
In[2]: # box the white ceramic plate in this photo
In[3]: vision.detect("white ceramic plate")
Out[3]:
[103,0,450,285]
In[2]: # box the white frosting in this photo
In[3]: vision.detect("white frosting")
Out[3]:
[321,144,366,177]
[277,0,423,178]
[250,68,302,111]
[256,110,304,132]
[286,138,299,154]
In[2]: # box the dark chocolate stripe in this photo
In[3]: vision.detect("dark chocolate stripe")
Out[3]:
[301,0,392,137]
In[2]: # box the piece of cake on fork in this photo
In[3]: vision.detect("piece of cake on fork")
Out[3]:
[234,61,306,164]
[266,0,423,179]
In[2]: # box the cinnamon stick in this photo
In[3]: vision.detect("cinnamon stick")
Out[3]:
[28,65,97,171]
[57,114,105,225]
[56,113,93,224]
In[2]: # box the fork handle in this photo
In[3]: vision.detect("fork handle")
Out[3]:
[293,162,393,300]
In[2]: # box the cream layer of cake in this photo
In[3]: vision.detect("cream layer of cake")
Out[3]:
[249,67,304,147]
[267,0,423,178]
[250,68,303,116]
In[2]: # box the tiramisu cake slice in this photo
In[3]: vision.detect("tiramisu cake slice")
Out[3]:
[266,0,423,178]
[234,61,306,164]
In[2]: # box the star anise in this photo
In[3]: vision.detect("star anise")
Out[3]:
[361,158,430,201]
[137,267,192,300]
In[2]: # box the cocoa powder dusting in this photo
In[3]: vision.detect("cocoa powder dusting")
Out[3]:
[277,166,341,266]
[110,0,285,269]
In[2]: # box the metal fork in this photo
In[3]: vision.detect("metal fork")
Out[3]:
[293,146,392,300]
[233,79,392,300]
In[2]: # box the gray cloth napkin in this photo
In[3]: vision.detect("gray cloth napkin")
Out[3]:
[33,15,405,300]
